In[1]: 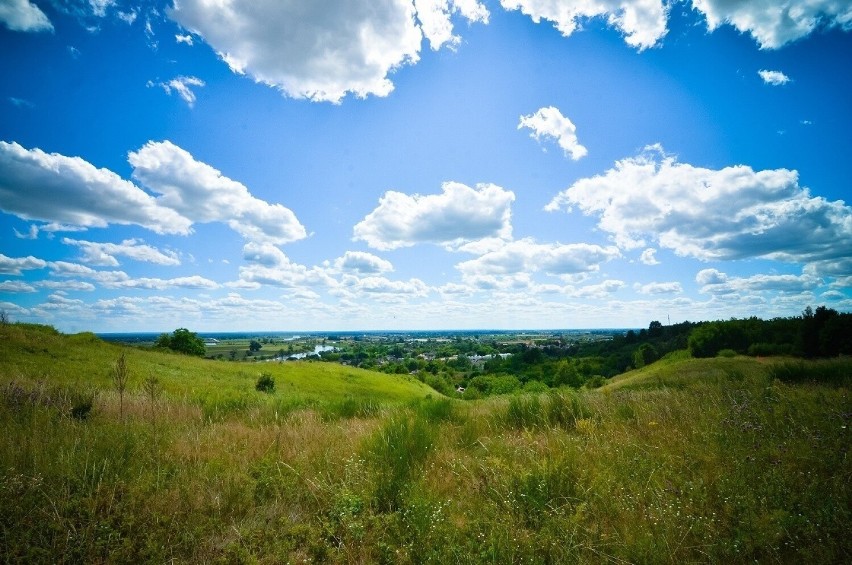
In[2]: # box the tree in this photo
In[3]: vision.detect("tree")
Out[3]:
[156,328,206,356]
[249,340,262,353]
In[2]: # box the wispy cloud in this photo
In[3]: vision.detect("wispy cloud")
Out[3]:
[154,76,205,107]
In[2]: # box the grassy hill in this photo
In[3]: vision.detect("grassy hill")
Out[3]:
[0,323,849,563]
[0,323,437,420]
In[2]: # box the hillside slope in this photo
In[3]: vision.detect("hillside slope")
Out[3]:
[0,323,438,414]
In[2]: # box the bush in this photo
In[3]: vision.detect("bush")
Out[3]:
[255,373,275,393]
[717,348,737,358]
[584,375,606,389]
[69,389,95,420]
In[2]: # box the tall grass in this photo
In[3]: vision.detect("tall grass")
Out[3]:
[1,325,850,562]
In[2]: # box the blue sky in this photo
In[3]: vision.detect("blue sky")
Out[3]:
[1,0,850,332]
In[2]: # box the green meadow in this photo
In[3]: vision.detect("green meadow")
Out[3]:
[1,322,849,563]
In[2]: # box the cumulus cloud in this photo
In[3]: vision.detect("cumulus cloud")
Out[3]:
[546,146,852,268]
[758,69,791,85]
[62,238,181,266]
[35,280,96,292]
[354,181,515,250]
[333,251,394,275]
[0,280,36,293]
[696,268,822,295]
[518,106,587,160]
[175,33,193,45]
[46,260,217,290]
[129,140,307,245]
[635,281,682,294]
[639,248,660,265]
[456,238,621,278]
[500,0,669,50]
[169,0,487,103]
[115,275,219,290]
[414,0,490,49]
[570,279,624,299]
[239,243,333,288]
[692,0,852,49]
[156,76,205,107]
[341,275,430,299]
[0,253,47,275]
[0,141,193,235]
[0,0,53,32]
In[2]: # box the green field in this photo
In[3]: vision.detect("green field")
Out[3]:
[1,323,849,563]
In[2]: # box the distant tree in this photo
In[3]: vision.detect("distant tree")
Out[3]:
[633,343,659,368]
[156,328,206,356]
[0,309,8,325]
[688,323,725,358]
[249,340,262,353]
[648,320,663,338]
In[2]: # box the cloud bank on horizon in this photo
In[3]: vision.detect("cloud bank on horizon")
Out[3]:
[0,0,850,331]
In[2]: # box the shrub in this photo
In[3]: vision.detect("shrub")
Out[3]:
[717,348,737,358]
[584,375,606,389]
[69,388,95,420]
[255,373,275,393]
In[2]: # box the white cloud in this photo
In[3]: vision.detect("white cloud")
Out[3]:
[238,244,333,289]
[0,253,47,275]
[546,146,852,269]
[696,268,822,295]
[414,0,490,50]
[115,275,219,290]
[518,106,587,160]
[48,261,130,286]
[88,0,114,17]
[169,0,488,102]
[456,238,621,278]
[0,0,53,32]
[333,251,394,275]
[758,69,791,85]
[692,0,852,49]
[169,0,486,103]
[354,181,514,250]
[13,224,39,239]
[341,275,430,299]
[35,280,96,292]
[636,281,682,294]
[129,140,307,245]
[47,260,218,291]
[500,0,669,50]
[117,9,137,24]
[62,238,181,266]
[175,33,193,45]
[569,279,624,299]
[0,141,193,235]
[639,248,660,265]
[0,280,36,293]
[157,76,205,107]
